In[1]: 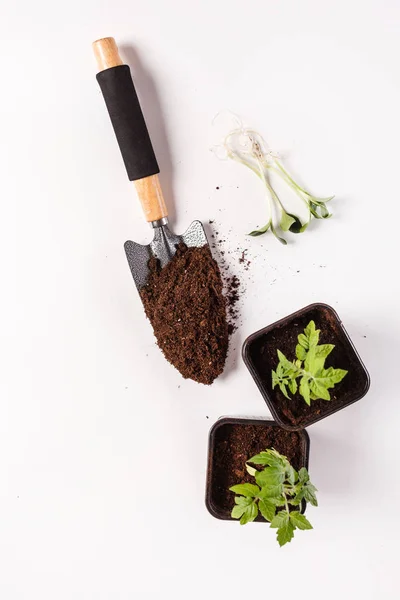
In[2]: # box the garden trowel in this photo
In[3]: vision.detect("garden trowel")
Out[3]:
[93,37,208,290]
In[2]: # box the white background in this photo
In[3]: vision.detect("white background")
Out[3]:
[1,1,399,598]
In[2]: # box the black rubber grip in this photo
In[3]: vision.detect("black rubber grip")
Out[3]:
[96,65,159,181]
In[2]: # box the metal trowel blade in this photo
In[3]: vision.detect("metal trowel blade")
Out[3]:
[124,220,208,291]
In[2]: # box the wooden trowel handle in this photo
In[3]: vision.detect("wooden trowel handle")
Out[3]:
[93,37,168,223]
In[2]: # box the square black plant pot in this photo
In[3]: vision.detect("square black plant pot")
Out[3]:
[242,303,370,431]
[205,417,310,522]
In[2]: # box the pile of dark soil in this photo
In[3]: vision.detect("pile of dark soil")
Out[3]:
[140,243,230,385]
[209,422,307,516]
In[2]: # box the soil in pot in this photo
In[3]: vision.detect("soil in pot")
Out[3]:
[245,304,369,429]
[207,419,308,519]
[140,243,240,385]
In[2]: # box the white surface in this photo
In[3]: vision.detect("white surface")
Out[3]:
[1,1,399,598]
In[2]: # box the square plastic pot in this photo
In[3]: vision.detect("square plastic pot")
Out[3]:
[205,417,310,522]
[242,303,370,431]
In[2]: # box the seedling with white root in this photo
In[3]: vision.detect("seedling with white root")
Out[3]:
[213,114,334,244]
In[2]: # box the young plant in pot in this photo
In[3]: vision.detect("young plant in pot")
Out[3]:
[206,418,317,546]
[243,303,370,430]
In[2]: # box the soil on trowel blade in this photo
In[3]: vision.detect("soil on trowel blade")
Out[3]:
[140,243,233,385]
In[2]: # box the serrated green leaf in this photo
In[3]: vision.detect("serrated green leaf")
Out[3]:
[288,377,298,395]
[297,333,309,349]
[296,343,307,361]
[314,344,334,359]
[304,348,326,374]
[258,484,284,501]
[290,511,313,530]
[234,496,253,506]
[240,502,258,525]
[303,482,318,506]
[259,499,277,522]
[279,381,291,399]
[299,376,311,405]
[277,350,294,371]
[307,358,326,376]
[255,467,285,488]
[277,521,295,546]
[321,367,348,385]
[231,504,247,519]
[246,464,257,477]
[304,321,320,347]
[310,379,331,401]
[286,466,298,485]
[288,496,302,506]
[298,467,309,483]
[229,483,260,497]
[270,509,290,529]
[248,449,284,467]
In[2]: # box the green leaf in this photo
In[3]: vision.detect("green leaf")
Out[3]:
[280,210,296,232]
[310,379,331,401]
[305,349,325,374]
[270,509,290,529]
[246,464,257,477]
[314,344,334,359]
[272,370,279,389]
[286,466,298,485]
[259,499,277,522]
[298,467,309,483]
[276,519,295,547]
[296,343,307,361]
[297,333,309,349]
[277,349,294,371]
[231,504,247,519]
[288,496,302,507]
[255,467,285,488]
[322,367,348,385]
[303,482,318,507]
[288,378,298,395]
[299,375,311,405]
[240,502,258,525]
[248,449,285,467]
[258,484,284,501]
[234,496,253,506]
[290,511,313,530]
[249,222,271,237]
[229,483,260,497]
[279,381,291,399]
[304,321,320,347]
